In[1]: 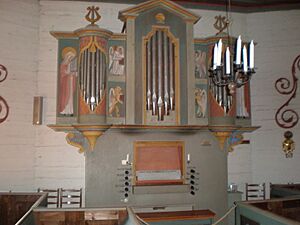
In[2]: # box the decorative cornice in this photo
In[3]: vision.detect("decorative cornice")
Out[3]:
[111,33,126,41]
[118,0,200,23]
[50,31,77,39]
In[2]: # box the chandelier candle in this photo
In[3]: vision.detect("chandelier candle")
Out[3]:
[208,36,256,94]
[236,35,242,65]
[249,40,254,69]
[213,43,218,69]
[217,39,223,66]
[243,45,248,72]
[226,47,230,75]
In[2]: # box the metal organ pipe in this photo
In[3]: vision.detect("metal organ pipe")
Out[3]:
[83,50,88,100]
[86,51,91,104]
[146,39,152,111]
[163,32,169,115]
[157,30,163,121]
[152,34,157,115]
[169,38,174,111]
[99,50,103,101]
[91,50,96,111]
[95,49,100,104]
[146,29,176,121]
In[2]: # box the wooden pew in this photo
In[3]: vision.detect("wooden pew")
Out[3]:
[136,209,216,225]
[0,192,47,225]
[34,207,129,225]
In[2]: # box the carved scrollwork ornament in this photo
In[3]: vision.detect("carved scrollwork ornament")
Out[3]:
[275,54,299,129]
[0,64,9,124]
[0,64,8,82]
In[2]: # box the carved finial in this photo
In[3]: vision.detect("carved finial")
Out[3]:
[214,15,229,35]
[85,6,101,25]
[155,13,165,24]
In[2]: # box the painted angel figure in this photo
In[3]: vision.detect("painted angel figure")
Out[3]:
[195,88,207,118]
[109,46,125,75]
[58,47,77,115]
[109,86,124,117]
[195,50,207,79]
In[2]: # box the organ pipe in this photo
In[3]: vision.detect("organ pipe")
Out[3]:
[146,29,176,121]
[146,40,152,110]
[163,32,169,115]
[152,34,157,115]
[157,30,163,121]
[79,43,106,112]
[169,39,174,111]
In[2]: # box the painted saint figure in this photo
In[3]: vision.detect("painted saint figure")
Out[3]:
[195,50,207,78]
[236,85,249,118]
[195,88,207,118]
[58,47,77,115]
[109,46,125,75]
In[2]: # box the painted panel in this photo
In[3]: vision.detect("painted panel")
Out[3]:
[107,40,126,124]
[107,81,125,123]
[57,39,79,119]
[194,43,209,120]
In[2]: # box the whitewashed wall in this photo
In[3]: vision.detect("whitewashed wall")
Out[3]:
[228,10,300,199]
[247,10,300,196]
[0,0,39,191]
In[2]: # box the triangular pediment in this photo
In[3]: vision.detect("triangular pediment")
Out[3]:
[118,0,200,23]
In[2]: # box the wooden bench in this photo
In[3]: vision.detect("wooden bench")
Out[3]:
[136,209,216,225]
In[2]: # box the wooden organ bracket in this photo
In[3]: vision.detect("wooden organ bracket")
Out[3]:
[48,124,259,153]
[210,126,257,152]
[212,131,232,150]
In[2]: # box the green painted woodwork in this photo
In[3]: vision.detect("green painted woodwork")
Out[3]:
[236,202,300,225]
[134,7,188,125]
[270,187,300,199]
[146,218,213,225]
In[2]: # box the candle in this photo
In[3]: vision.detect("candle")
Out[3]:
[226,47,230,74]
[243,45,248,72]
[249,40,254,69]
[217,39,223,66]
[213,43,218,69]
[187,154,190,162]
[126,154,129,162]
[236,35,242,65]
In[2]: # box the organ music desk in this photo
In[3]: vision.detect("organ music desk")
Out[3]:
[137,209,215,225]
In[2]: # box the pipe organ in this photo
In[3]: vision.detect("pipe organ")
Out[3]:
[51,0,252,128]
[145,28,177,121]
[49,0,258,220]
